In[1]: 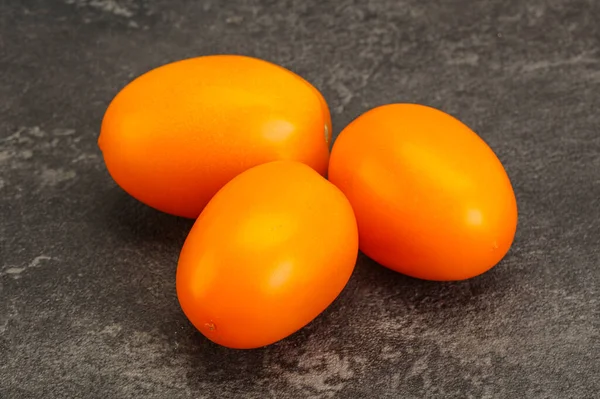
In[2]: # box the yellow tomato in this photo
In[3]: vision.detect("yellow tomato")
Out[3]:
[329,104,518,281]
[99,55,331,218]
[176,161,358,348]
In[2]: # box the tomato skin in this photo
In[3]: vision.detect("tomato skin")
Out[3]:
[176,161,358,349]
[328,104,518,281]
[99,55,331,218]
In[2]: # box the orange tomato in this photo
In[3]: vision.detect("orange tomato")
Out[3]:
[99,55,331,218]
[328,104,518,281]
[176,161,358,349]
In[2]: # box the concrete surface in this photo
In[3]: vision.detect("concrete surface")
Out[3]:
[1,0,599,397]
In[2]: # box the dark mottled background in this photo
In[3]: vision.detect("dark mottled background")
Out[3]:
[1,0,599,398]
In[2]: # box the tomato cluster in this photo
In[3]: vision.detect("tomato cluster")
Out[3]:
[99,55,517,349]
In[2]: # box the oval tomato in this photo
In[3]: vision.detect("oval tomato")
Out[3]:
[328,103,518,281]
[99,55,331,218]
[176,161,358,349]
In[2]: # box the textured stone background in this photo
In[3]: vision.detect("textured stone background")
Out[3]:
[1,0,599,398]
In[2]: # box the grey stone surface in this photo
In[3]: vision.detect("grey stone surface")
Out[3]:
[1,0,599,397]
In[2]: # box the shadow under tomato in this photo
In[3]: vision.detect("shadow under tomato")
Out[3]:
[100,186,195,249]
[351,250,516,310]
